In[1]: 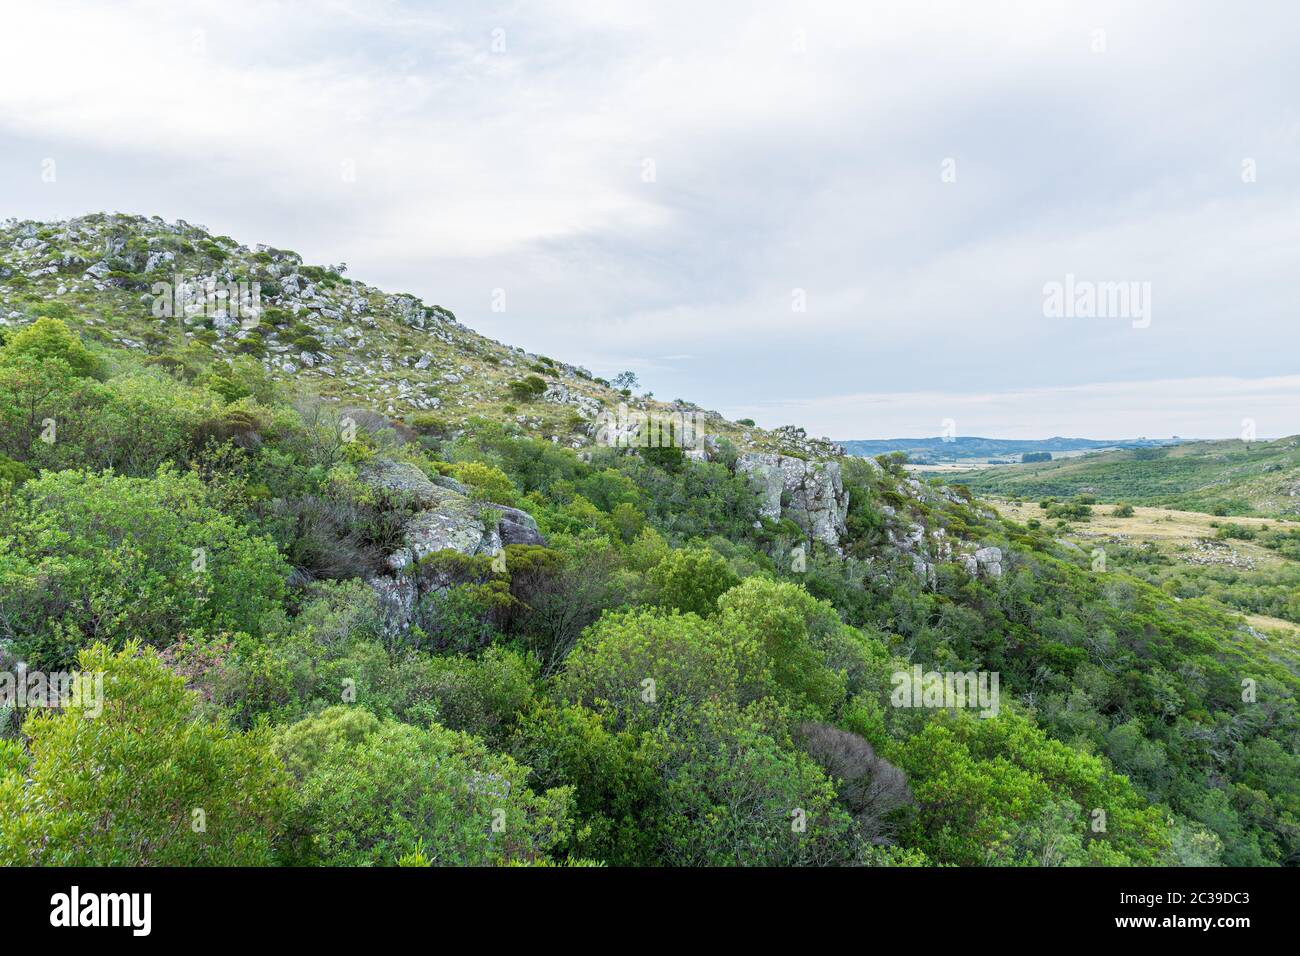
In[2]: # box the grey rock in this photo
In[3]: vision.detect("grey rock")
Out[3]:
[359,459,547,633]
[736,452,849,552]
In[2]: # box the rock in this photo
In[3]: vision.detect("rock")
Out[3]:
[430,474,472,496]
[736,452,849,552]
[358,459,547,632]
[403,502,490,560]
[493,505,545,546]
[974,546,1003,578]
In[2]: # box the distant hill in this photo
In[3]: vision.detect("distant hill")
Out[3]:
[838,436,1183,462]
[954,436,1300,517]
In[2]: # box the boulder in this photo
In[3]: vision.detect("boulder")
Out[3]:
[736,452,849,552]
[493,505,545,546]
[961,546,1004,579]
[358,459,547,632]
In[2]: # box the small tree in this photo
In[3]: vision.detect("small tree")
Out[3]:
[0,643,290,865]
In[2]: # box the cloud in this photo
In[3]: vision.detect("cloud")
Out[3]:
[732,375,1300,441]
[1,0,1297,438]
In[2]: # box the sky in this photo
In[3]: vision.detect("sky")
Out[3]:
[1,0,1297,440]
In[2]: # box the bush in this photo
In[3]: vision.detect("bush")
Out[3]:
[0,643,289,865]
[557,608,771,731]
[507,376,548,402]
[0,317,101,379]
[275,707,574,866]
[0,454,35,487]
[451,460,519,505]
[0,466,288,668]
[648,547,739,616]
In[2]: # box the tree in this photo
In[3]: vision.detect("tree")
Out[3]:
[611,370,639,391]
[0,317,101,379]
[274,706,574,866]
[0,643,289,865]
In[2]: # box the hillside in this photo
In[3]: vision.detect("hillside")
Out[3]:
[0,213,831,459]
[2,213,1298,870]
[955,437,1300,517]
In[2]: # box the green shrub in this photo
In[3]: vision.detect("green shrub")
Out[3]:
[1,317,101,379]
[0,643,290,865]
[0,466,288,668]
[275,707,573,866]
[648,547,739,616]
[507,376,548,402]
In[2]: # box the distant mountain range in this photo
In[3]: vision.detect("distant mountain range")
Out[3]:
[837,436,1186,461]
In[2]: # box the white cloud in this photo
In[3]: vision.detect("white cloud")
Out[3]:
[732,376,1300,441]
[1,0,1297,439]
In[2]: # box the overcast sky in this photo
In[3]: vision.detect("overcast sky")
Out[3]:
[2,0,1297,439]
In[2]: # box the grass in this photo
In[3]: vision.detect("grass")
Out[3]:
[958,438,1300,517]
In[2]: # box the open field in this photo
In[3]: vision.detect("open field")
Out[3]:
[958,437,1300,517]
[991,497,1300,635]
[992,498,1298,552]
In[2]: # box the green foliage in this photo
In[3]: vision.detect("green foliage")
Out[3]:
[275,706,573,865]
[450,460,519,505]
[558,607,772,731]
[648,547,739,616]
[1,317,101,379]
[717,577,847,718]
[0,453,35,486]
[0,643,289,865]
[895,709,1172,866]
[0,466,288,668]
[507,375,548,402]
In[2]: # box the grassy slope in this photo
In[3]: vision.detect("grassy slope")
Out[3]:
[0,213,795,455]
[955,437,1300,517]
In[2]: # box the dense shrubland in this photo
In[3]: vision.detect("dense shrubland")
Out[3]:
[0,318,1297,867]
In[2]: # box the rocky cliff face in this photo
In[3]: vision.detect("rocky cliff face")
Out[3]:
[358,459,544,633]
[736,452,849,553]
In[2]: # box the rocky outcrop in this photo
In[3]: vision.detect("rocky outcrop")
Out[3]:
[358,459,545,633]
[736,452,849,552]
[960,546,1004,579]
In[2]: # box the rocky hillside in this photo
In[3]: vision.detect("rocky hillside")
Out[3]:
[5,214,1298,871]
[0,213,837,457]
[0,213,1014,598]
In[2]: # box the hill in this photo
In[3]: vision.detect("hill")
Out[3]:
[0,212,832,458]
[2,213,1298,869]
[954,437,1300,517]
[840,436,1183,463]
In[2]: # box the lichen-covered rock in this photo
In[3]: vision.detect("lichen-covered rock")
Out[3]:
[736,452,849,552]
[360,459,445,508]
[961,546,1004,579]
[492,505,546,546]
[358,459,546,632]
